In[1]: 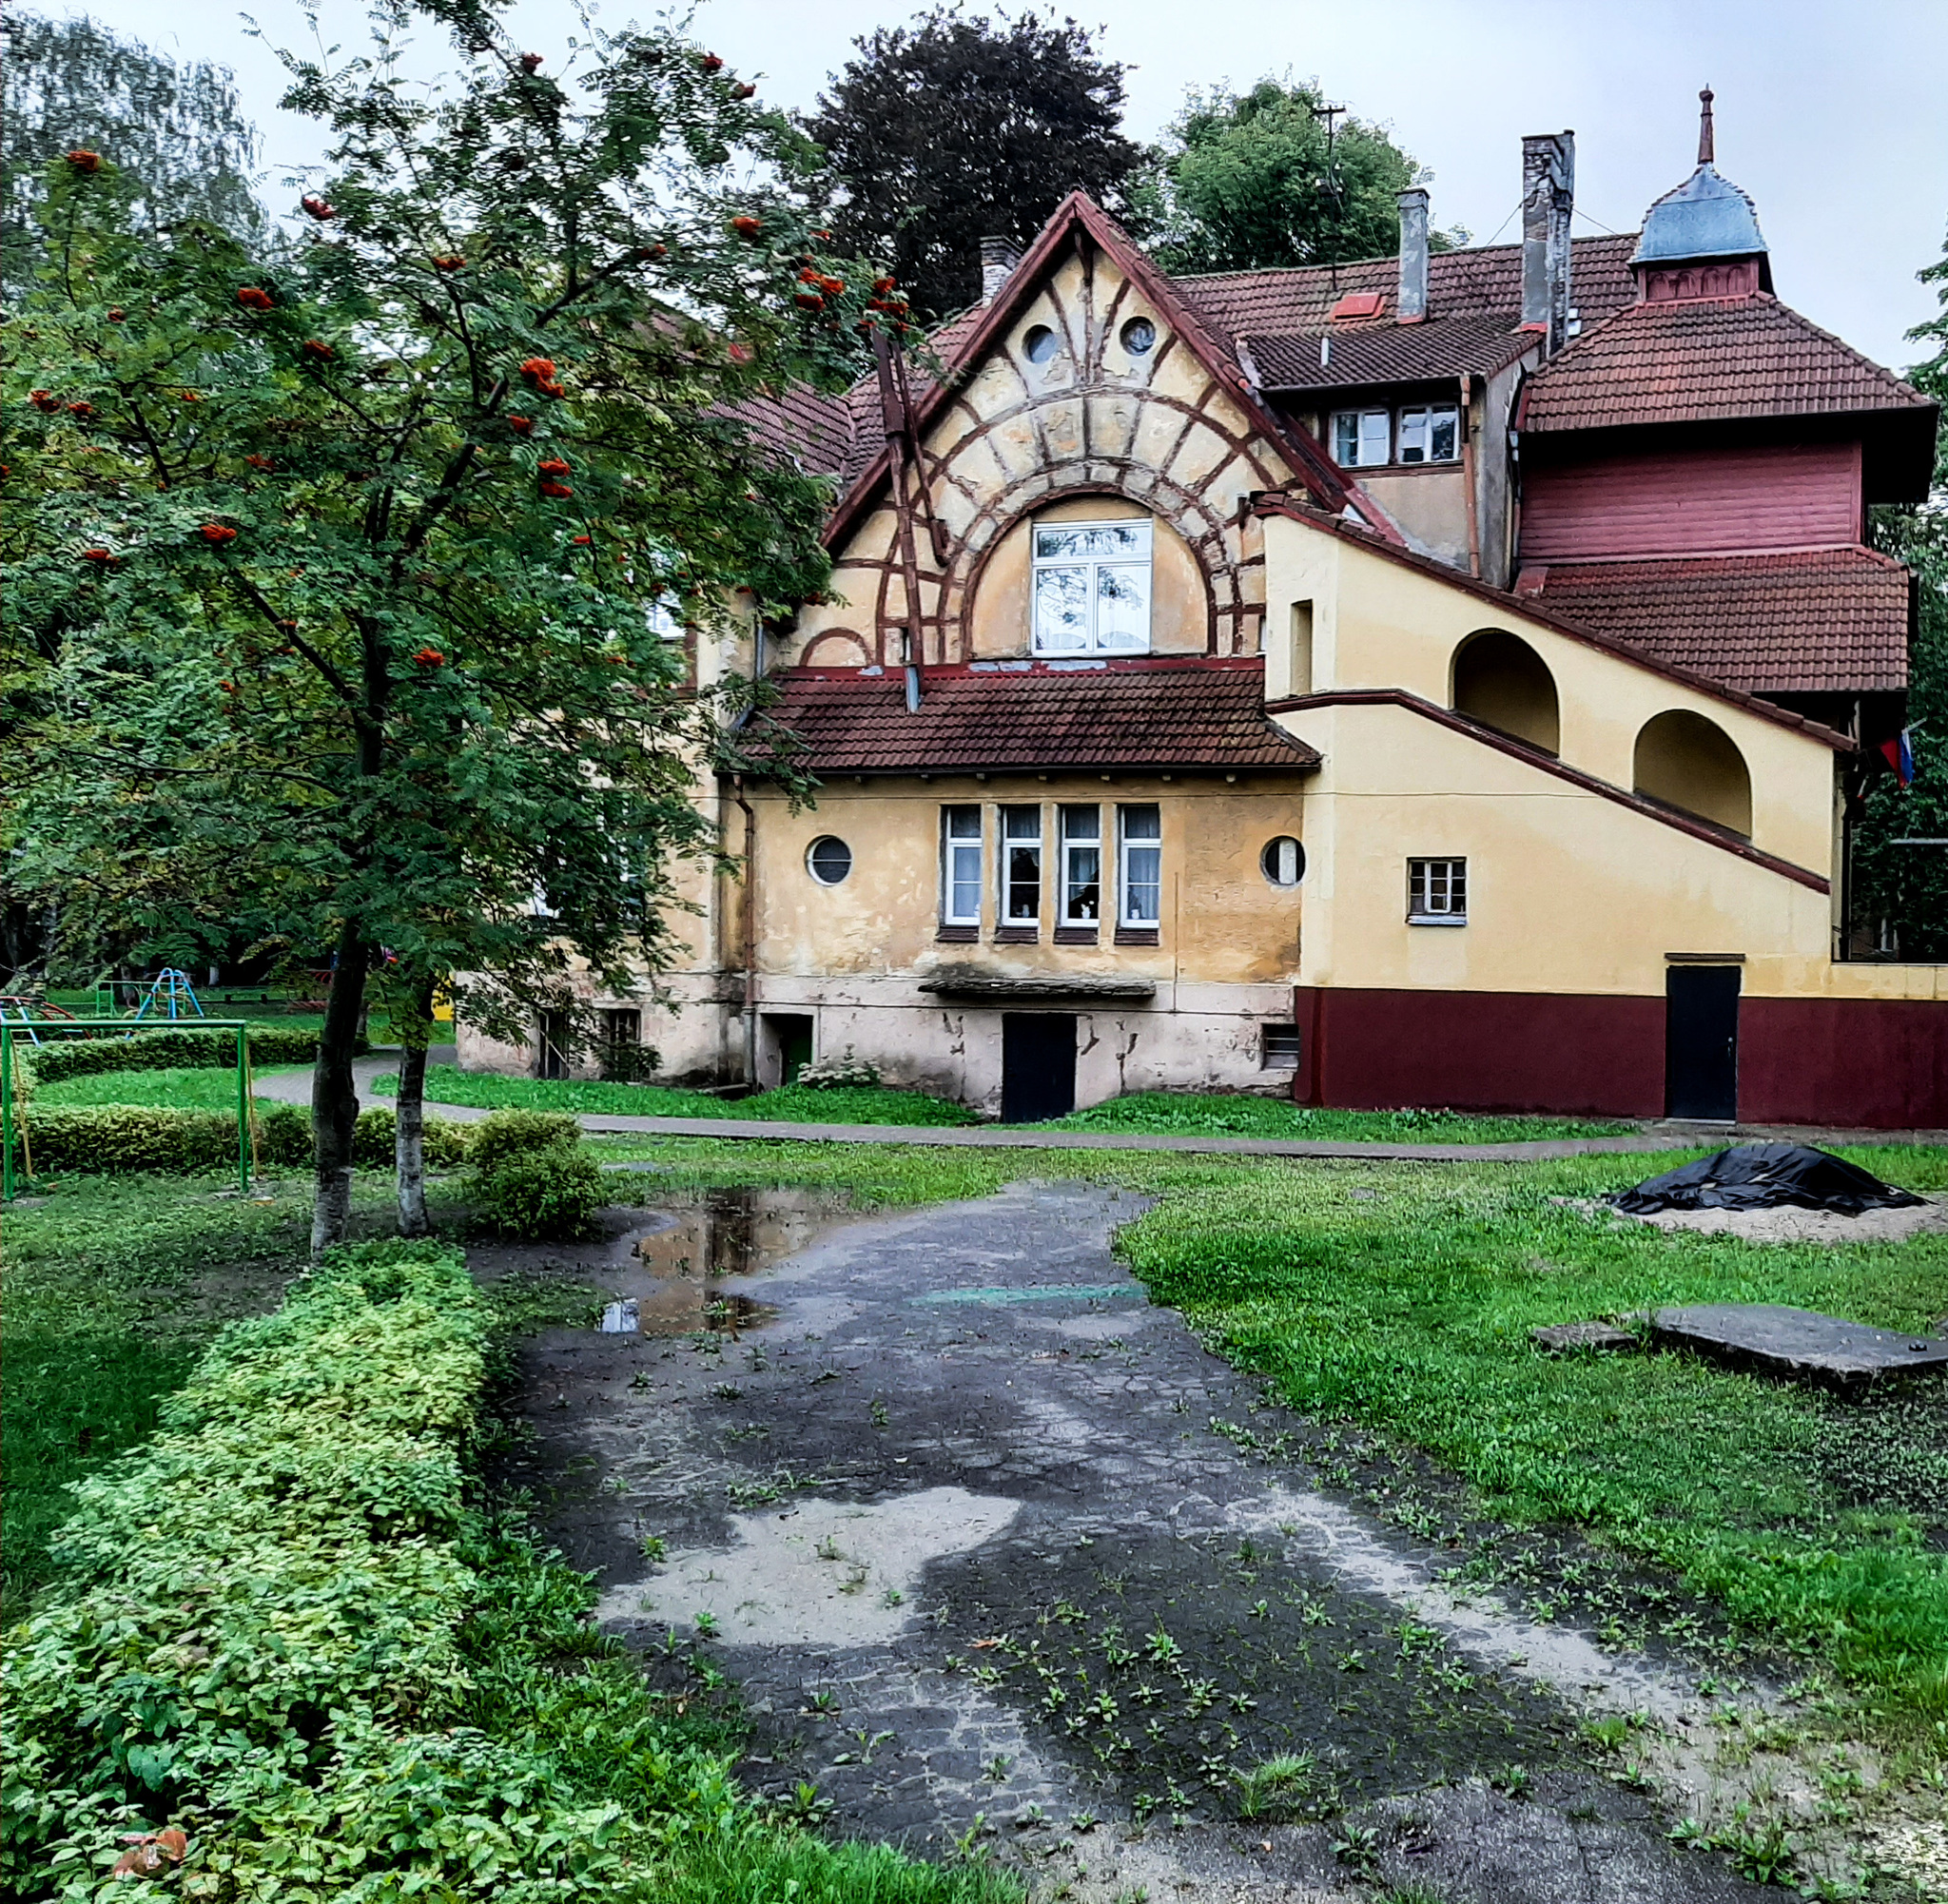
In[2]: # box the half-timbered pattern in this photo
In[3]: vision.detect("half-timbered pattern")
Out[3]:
[459,101,1946,1128]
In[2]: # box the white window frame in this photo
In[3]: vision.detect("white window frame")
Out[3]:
[1407,856,1468,925]
[941,805,984,927]
[1396,402,1460,466]
[1059,805,1102,925]
[1117,804,1162,928]
[1030,518,1153,654]
[1331,407,1392,468]
[1000,805,1043,923]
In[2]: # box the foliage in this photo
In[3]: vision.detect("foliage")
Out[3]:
[2,0,867,1242]
[796,1044,881,1088]
[352,1104,469,1168]
[464,1105,579,1175]
[1137,79,1449,276]
[803,7,1149,319]
[1,1221,1009,1902]
[1855,225,1948,959]
[1050,1092,1631,1143]
[0,10,266,301]
[23,1023,349,1083]
[473,1142,607,1238]
[743,1082,978,1126]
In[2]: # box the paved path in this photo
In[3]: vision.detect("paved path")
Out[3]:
[488,1183,1780,1903]
[254,1053,1944,1160]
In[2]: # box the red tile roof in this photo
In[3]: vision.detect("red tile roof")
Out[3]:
[1247,314,1537,392]
[1524,548,1911,694]
[730,382,859,481]
[1177,233,1641,345]
[1521,294,1932,434]
[746,657,1319,775]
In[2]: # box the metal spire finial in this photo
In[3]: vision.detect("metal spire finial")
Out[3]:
[1697,86,1715,166]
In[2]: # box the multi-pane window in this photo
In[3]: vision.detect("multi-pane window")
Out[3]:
[1396,403,1459,465]
[1060,806,1101,923]
[1331,407,1392,468]
[1001,806,1042,922]
[1329,403,1461,468]
[1408,857,1468,924]
[941,806,984,925]
[1118,805,1162,927]
[1031,519,1153,653]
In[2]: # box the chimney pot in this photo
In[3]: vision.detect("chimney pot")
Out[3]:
[1396,188,1430,322]
[979,235,1023,302]
[1521,131,1575,354]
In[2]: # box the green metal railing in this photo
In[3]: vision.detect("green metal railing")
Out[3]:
[1,1018,253,1201]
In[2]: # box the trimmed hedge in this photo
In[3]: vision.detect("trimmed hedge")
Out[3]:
[18,1102,467,1175]
[24,1023,366,1085]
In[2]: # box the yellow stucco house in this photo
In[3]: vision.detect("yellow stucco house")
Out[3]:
[460,113,1944,1129]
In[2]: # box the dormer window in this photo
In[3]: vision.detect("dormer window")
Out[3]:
[1031,518,1152,652]
[1331,402,1460,469]
[1331,408,1392,468]
[1397,403,1459,465]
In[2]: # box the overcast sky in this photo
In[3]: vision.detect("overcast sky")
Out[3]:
[45,0,1948,372]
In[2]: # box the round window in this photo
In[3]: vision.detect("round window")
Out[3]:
[1022,323,1061,364]
[1261,836,1306,887]
[1120,316,1158,355]
[807,836,852,885]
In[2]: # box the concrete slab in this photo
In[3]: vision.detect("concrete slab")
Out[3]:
[1530,1321,1638,1354]
[1651,1304,1948,1391]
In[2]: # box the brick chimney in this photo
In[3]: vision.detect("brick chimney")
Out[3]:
[1395,188,1430,323]
[980,235,1023,302]
[1520,131,1575,355]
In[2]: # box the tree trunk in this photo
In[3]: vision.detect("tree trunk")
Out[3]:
[394,973,436,1238]
[310,922,370,1256]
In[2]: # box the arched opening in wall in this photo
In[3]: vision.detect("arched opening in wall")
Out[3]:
[1633,710,1752,837]
[1451,629,1560,754]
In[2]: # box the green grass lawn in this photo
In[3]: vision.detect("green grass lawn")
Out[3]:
[375,1063,983,1125]
[33,1063,308,1112]
[1047,1091,1634,1143]
[589,1132,1948,1722]
[382,1067,1630,1142]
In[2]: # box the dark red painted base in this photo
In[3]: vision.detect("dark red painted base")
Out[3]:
[1293,986,1947,1131]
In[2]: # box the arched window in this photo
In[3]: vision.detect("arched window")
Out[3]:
[1451,630,1560,755]
[1633,710,1752,837]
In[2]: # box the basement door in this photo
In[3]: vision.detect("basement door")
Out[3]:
[1665,965,1740,1121]
[1002,1013,1077,1124]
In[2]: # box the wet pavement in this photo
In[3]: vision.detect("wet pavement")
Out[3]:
[483,1181,1780,1903]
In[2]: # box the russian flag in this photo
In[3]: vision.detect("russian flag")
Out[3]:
[1880,728,1915,789]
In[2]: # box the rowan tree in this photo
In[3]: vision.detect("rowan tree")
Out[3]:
[4,0,884,1248]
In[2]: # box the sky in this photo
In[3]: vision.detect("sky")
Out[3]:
[41,0,1948,373]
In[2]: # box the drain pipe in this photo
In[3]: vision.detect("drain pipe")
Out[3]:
[732,773,758,1088]
[1460,374,1482,579]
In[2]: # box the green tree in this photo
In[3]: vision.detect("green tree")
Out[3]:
[1855,228,1948,960]
[4,0,869,1249]
[1141,78,1451,277]
[1,10,267,301]
[804,7,1150,321]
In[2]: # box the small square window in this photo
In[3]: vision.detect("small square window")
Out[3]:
[1331,407,1392,468]
[1261,1023,1302,1069]
[1408,857,1467,924]
[1397,403,1460,465]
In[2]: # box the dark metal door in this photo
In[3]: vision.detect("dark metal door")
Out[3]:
[1665,966,1740,1120]
[1002,1013,1077,1123]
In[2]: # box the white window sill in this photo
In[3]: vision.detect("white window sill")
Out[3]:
[1407,915,1468,926]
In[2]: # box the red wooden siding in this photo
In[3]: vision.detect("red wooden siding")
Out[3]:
[1519,441,1861,560]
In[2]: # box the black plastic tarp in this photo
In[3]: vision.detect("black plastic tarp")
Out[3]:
[1614,1143,1925,1215]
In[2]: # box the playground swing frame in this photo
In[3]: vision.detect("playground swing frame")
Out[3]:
[1,1018,256,1202]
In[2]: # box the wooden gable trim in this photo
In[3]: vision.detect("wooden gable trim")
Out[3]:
[1267,688,1832,893]
[821,192,1410,556]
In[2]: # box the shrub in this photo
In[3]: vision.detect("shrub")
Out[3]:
[474,1146,607,1239]
[466,1107,579,1176]
[796,1043,880,1088]
[24,1023,363,1084]
[13,1101,464,1175]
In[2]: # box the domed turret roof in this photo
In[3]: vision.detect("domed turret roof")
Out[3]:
[1631,164,1768,266]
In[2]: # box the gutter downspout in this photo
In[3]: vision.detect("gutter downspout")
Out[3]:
[1459,373,1482,579]
[732,774,758,1088]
